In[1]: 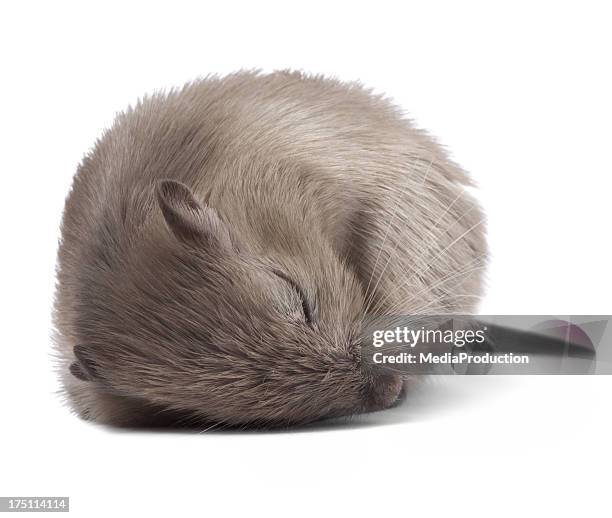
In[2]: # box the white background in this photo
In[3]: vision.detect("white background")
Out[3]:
[1,1,610,516]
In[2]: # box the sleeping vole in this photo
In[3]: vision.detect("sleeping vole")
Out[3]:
[53,70,487,428]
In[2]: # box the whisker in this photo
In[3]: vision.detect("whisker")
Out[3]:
[375,258,486,316]
[367,207,485,315]
[364,186,469,314]
[363,157,433,314]
[410,216,485,284]
[364,158,433,313]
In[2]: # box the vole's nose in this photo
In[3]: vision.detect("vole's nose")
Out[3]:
[363,373,403,412]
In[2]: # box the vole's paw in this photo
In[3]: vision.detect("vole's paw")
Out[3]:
[70,345,103,382]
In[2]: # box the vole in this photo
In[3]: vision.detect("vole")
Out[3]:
[53,70,487,428]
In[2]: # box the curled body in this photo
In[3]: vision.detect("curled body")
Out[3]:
[54,70,487,427]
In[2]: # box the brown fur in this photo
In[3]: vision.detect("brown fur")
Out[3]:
[53,70,487,428]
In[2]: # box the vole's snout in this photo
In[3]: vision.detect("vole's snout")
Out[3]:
[363,373,404,413]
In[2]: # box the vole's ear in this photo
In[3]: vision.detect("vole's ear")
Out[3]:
[71,345,102,382]
[156,180,233,249]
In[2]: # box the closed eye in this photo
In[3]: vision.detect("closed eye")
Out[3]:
[273,270,314,325]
